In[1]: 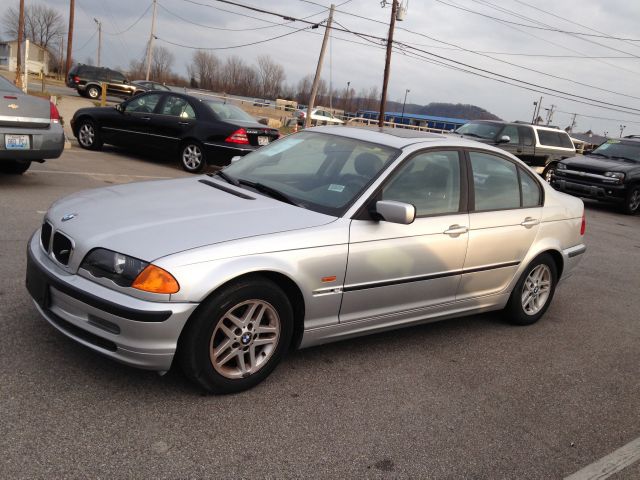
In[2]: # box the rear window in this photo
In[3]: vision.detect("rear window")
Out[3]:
[0,75,22,93]
[204,101,256,122]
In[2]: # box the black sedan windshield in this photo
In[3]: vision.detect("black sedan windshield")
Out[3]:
[456,122,502,140]
[590,140,640,162]
[222,132,400,216]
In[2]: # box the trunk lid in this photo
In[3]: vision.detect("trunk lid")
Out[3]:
[0,92,50,129]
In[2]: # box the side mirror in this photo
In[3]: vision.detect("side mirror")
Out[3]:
[375,200,415,225]
[115,104,123,113]
[230,156,242,163]
[498,135,511,143]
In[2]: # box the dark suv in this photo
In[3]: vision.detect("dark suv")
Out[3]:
[66,64,136,99]
[552,136,640,214]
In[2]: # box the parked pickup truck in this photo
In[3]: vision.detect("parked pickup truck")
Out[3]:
[455,120,576,181]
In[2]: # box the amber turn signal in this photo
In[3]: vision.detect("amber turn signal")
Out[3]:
[132,265,180,294]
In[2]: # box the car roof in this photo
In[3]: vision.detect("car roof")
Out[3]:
[310,125,465,149]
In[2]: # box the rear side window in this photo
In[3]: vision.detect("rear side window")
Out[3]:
[537,130,560,147]
[469,151,520,211]
[520,167,542,207]
[161,96,196,118]
[518,127,534,146]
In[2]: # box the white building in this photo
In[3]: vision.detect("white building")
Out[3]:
[0,40,50,75]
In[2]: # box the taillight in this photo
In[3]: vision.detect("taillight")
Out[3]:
[49,101,60,123]
[73,75,80,84]
[225,128,249,145]
[580,212,586,235]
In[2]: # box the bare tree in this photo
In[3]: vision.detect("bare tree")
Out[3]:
[150,46,174,83]
[2,3,65,49]
[128,58,146,80]
[221,55,247,93]
[188,50,220,91]
[256,55,285,99]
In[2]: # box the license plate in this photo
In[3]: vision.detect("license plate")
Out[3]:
[5,134,30,150]
[257,136,270,146]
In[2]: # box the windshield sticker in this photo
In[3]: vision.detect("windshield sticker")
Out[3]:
[606,139,620,144]
[328,184,345,192]
[262,138,303,156]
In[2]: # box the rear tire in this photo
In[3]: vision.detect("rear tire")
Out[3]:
[504,253,558,326]
[76,119,103,151]
[622,185,640,215]
[179,277,294,394]
[0,160,31,174]
[86,85,100,99]
[180,140,206,173]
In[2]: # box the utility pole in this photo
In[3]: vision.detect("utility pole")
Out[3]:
[545,104,556,125]
[305,4,334,128]
[401,88,410,122]
[15,0,24,88]
[619,125,626,138]
[66,0,75,77]
[346,80,351,113]
[378,0,398,127]
[145,0,158,81]
[569,113,577,133]
[58,35,64,80]
[94,18,102,67]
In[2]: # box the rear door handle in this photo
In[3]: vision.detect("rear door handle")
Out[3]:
[141,116,151,121]
[444,224,468,236]
[520,217,540,228]
[178,121,190,125]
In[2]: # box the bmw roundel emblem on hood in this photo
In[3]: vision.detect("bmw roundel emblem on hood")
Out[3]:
[61,213,78,222]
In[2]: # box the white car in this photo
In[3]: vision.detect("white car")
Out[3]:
[295,108,344,126]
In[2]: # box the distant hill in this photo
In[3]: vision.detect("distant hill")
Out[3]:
[385,101,501,121]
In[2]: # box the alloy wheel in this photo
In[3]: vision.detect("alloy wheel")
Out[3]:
[182,144,202,171]
[544,167,555,183]
[78,123,95,147]
[209,300,281,379]
[521,264,552,315]
[629,188,640,212]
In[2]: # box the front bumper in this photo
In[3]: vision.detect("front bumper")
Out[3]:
[552,176,627,203]
[25,232,198,371]
[0,125,65,161]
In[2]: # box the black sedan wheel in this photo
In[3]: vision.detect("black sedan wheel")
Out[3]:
[179,277,294,394]
[623,185,640,215]
[180,141,206,173]
[77,119,103,150]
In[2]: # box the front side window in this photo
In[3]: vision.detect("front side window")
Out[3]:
[381,151,461,216]
[161,96,196,118]
[223,132,399,216]
[500,125,520,144]
[124,93,161,113]
[470,151,520,211]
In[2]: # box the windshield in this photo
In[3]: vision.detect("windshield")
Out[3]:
[590,140,640,162]
[222,131,400,216]
[204,101,256,122]
[455,122,502,139]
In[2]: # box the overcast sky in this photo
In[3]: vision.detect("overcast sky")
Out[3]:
[39,0,640,135]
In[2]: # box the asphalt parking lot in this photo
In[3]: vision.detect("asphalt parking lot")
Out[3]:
[1,146,639,479]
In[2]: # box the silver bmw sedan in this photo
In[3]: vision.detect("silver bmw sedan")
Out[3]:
[26,126,586,393]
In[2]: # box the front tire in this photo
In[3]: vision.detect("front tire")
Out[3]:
[0,160,31,174]
[76,119,103,150]
[542,163,557,183]
[180,141,206,173]
[179,277,294,394]
[622,185,640,215]
[504,253,558,326]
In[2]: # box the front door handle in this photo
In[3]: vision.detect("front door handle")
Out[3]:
[520,217,540,228]
[141,116,151,121]
[444,224,469,236]
[178,121,190,125]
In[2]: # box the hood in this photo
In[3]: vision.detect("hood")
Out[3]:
[46,177,336,269]
[561,154,639,173]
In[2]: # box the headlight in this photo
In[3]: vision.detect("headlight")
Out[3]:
[604,171,625,182]
[557,162,567,170]
[81,248,148,287]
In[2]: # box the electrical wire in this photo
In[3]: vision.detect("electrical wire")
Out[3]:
[72,29,97,53]
[155,23,316,50]
[103,1,153,35]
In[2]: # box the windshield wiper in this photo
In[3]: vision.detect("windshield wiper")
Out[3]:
[208,170,239,186]
[460,132,481,138]
[237,179,299,206]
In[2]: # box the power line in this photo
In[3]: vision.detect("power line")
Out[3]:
[156,23,316,50]
[103,2,152,35]
[72,29,97,53]
[555,110,640,126]
[433,0,640,42]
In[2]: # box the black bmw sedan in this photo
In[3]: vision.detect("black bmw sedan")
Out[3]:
[70,92,280,172]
